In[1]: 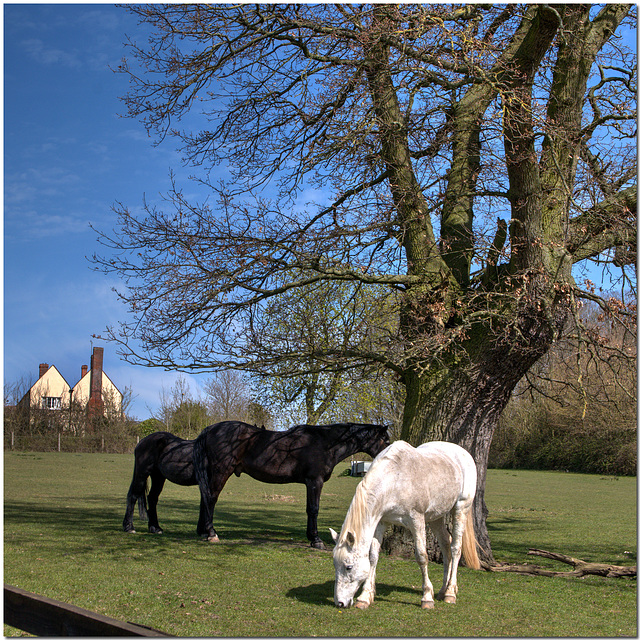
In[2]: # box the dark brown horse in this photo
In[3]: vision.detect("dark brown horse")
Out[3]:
[122,431,199,534]
[193,421,390,548]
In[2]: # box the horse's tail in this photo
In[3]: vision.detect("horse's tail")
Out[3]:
[193,431,211,505]
[462,509,481,570]
[137,478,149,520]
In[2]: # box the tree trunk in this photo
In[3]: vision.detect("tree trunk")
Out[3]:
[399,369,511,564]
[399,279,569,564]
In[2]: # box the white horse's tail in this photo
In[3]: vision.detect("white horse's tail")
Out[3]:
[462,510,481,570]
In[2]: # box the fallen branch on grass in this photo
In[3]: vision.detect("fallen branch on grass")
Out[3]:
[487,548,636,579]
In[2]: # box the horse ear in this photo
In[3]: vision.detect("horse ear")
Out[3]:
[345,531,356,547]
[330,528,339,544]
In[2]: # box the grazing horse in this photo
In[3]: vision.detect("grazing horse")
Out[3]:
[331,440,480,609]
[122,431,199,534]
[193,421,390,548]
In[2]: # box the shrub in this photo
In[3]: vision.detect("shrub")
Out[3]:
[136,418,165,438]
[490,400,636,475]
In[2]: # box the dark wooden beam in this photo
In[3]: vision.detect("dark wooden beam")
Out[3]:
[4,584,171,637]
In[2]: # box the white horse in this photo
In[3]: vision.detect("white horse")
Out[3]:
[330,440,480,609]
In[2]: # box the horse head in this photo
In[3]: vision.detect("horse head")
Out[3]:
[361,424,390,458]
[330,527,371,608]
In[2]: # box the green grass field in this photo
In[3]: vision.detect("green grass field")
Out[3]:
[4,451,637,636]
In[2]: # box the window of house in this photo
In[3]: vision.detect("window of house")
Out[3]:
[43,396,62,410]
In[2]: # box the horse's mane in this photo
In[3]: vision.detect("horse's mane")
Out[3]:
[338,441,412,547]
[338,479,370,546]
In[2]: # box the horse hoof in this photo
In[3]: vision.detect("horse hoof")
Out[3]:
[421,601,435,610]
[311,540,327,550]
[355,601,369,610]
[443,596,456,604]
[149,527,163,535]
[207,535,220,543]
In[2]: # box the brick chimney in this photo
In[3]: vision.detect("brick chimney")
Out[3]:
[81,364,88,378]
[87,347,105,420]
[39,363,49,379]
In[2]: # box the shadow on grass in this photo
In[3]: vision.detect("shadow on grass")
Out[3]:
[4,495,330,556]
[286,580,334,607]
[286,580,420,608]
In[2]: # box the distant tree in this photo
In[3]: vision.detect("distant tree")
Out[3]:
[246,400,272,429]
[118,385,137,422]
[151,383,174,429]
[4,375,34,408]
[491,298,637,474]
[252,279,395,425]
[170,399,209,439]
[3,375,34,437]
[95,4,636,561]
[523,297,636,412]
[203,370,250,422]
[149,375,209,438]
[321,371,405,437]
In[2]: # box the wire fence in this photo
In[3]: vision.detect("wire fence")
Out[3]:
[4,432,140,454]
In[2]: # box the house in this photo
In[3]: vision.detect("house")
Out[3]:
[20,363,71,412]
[18,347,123,427]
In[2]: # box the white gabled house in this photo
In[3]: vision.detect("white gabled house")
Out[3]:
[18,347,123,426]
[21,363,71,412]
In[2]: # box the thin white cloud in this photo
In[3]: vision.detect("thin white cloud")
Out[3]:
[22,37,82,68]
[75,8,122,33]
[4,166,90,240]
[20,212,89,240]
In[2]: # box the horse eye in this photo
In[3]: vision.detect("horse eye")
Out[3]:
[345,564,353,571]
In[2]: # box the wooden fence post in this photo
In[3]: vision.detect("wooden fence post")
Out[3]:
[4,584,171,636]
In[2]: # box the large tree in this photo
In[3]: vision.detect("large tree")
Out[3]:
[95,4,636,561]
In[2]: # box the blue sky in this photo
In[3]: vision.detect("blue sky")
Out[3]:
[3,4,205,418]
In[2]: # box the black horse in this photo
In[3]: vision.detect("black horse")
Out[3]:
[122,431,199,534]
[193,421,390,548]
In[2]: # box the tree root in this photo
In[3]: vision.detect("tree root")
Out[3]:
[486,548,636,579]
